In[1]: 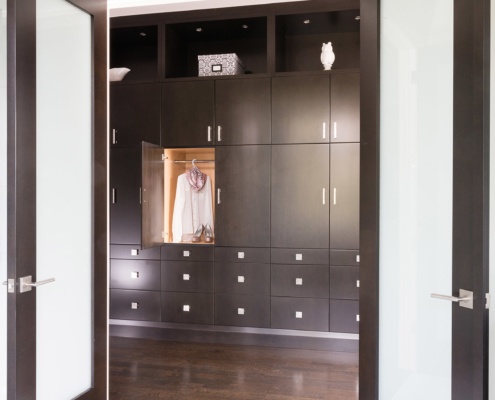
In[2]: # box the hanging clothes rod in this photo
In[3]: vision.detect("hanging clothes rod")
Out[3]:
[171,159,214,164]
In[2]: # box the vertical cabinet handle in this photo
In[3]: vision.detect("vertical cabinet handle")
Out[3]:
[322,188,326,205]
[139,187,142,205]
[333,122,338,139]
[207,126,212,142]
[112,188,116,204]
[322,122,326,140]
[333,188,337,205]
[217,188,221,204]
[112,128,117,144]
[217,126,222,142]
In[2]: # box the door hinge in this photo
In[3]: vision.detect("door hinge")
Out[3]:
[486,293,491,309]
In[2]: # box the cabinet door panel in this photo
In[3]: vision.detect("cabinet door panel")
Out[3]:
[161,261,214,293]
[111,260,161,291]
[329,250,360,266]
[110,148,141,244]
[270,248,329,265]
[161,244,214,261]
[330,73,360,143]
[110,83,161,148]
[272,75,329,144]
[329,299,359,334]
[215,78,271,145]
[161,292,214,324]
[271,145,329,248]
[216,146,270,247]
[329,266,359,300]
[330,143,360,249]
[271,264,329,298]
[271,297,329,332]
[214,262,270,296]
[161,81,214,147]
[110,289,161,322]
[215,294,270,328]
[214,247,270,264]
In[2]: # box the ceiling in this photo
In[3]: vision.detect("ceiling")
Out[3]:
[109,0,308,17]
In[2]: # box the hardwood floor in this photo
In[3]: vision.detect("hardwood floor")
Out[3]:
[110,337,358,399]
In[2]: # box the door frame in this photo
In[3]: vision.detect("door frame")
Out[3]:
[6,0,107,398]
[359,0,491,398]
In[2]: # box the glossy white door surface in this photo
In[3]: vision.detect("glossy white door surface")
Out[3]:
[36,0,92,398]
[0,0,7,398]
[380,0,453,398]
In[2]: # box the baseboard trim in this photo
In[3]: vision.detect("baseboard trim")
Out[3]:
[109,320,359,352]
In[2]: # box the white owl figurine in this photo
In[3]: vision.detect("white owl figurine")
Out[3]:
[320,42,335,70]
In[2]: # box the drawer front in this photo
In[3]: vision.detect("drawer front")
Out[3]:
[214,262,270,296]
[214,247,270,264]
[161,261,213,293]
[271,265,329,298]
[329,300,359,334]
[271,248,329,265]
[215,294,270,328]
[329,250,360,266]
[110,289,161,322]
[271,297,329,332]
[111,260,161,290]
[330,266,359,300]
[110,245,161,260]
[161,244,214,262]
[161,292,214,325]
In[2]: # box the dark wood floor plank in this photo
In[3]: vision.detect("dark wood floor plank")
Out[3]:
[110,337,358,399]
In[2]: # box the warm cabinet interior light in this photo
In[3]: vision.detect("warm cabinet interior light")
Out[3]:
[196,27,202,32]
[139,32,147,36]
[242,24,248,29]
[303,19,310,24]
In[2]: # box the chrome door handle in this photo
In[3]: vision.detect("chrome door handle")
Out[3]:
[19,275,55,293]
[431,289,473,309]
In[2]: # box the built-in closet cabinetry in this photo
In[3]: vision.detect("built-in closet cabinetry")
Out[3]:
[109,0,362,349]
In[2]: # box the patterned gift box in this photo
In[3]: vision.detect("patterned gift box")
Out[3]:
[198,53,245,76]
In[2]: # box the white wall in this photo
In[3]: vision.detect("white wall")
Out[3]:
[379,0,453,398]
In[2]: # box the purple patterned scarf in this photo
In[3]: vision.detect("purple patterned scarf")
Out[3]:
[187,167,207,192]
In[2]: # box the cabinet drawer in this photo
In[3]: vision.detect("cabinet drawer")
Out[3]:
[330,266,359,300]
[330,250,360,266]
[161,261,213,293]
[161,244,214,262]
[111,260,161,290]
[214,262,270,296]
[215,294,270,328]
[161,292,214,325]
[110,245,161,260]
[271,297,329,332]
[110,289,161,322]
[271,265,329,298]
[271,248,329,265]
[329,300,359,334]
[214,247,270,264]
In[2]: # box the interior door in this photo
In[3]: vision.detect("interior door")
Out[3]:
[6,0,107,398]
[361,0,490,398]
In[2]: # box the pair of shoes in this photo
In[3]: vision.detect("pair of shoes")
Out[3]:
[191,224,203,242]
[204,224,213,243]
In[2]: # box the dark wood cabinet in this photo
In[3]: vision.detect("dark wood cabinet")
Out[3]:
[214,247,270,264]
[271,264,329,298]
[110,148,141,245]
[271,248,329,265]
[329,299,359,333]
[272,75,330,144]
[110,289,161,322]
[161,81,215,147]
[214,262,270,296]
[215,146,271,247]
[161,261,214,293]
[161,292,214,324]
[111,244,161,260]
[215,78,271,145]
[330,143,359,249]
[111,260,161,291]
[330,73,360,143]
[271,144,329,248]
[330,266,359,300]
[110,83,161,148]
[215,294,270,328]
[271,297,329,332]
[161,244,214,262]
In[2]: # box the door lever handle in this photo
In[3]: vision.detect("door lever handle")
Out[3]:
[19,276,55,293]
[431,289,473,309]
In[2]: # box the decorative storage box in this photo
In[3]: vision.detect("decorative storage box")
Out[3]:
[198,53,245,76]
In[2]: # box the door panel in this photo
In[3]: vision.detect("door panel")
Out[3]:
[330,73,360,143]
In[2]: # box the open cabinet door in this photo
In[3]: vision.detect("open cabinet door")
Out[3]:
[142,141,165,250]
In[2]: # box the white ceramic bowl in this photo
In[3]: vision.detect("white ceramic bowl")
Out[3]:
[109,67,131,82]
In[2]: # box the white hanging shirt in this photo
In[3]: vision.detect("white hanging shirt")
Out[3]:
[172,173,214,243]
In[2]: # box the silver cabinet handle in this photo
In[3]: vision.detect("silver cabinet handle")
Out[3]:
[139,187,142,205]
[333,122,338,139]
[218,126,222,142]
[19,276,55,293]
[112,188,116,204]
[322,188,326,205]
[207,126,212,142]
[333,188,337,205]
[112,129,117,144]
[431,289,473,309]
[323,122,326,139]
[217,188,221,204]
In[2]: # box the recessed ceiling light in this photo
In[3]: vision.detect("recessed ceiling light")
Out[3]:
[196,27,202,32]
[355,16,361,20]
[242,24,248,29]
[303,19,310,24]
[139,32,147,36]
